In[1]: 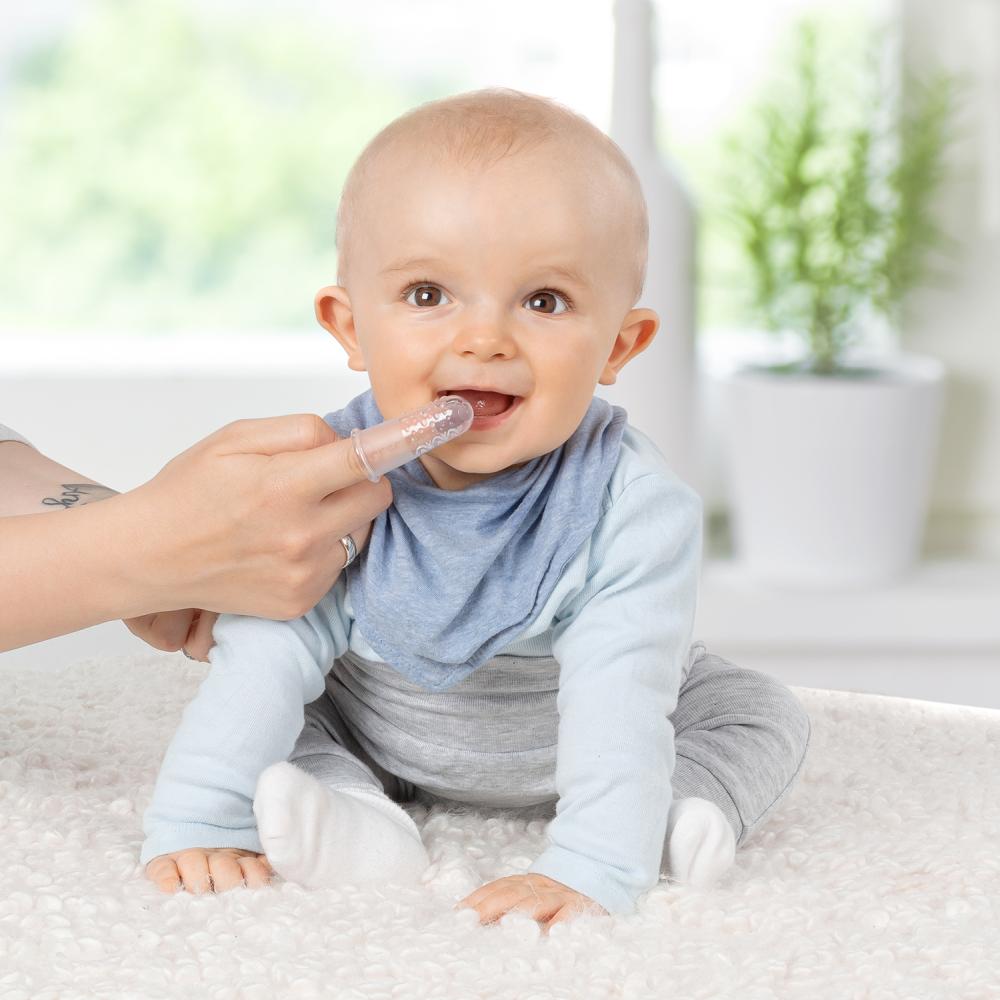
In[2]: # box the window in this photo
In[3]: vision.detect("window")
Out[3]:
[0,0,869,348]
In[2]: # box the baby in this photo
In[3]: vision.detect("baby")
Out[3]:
[141,88,810,929]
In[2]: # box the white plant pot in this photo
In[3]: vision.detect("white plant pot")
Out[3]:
[719,352,946,587]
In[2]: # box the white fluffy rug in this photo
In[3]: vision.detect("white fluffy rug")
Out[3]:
[1,651,998,1000]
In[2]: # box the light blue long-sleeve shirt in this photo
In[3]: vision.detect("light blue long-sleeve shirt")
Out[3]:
[140,423,703,916]
[0,423,32,446]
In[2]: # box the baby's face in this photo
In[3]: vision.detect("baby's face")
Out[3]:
[319,144,654,490]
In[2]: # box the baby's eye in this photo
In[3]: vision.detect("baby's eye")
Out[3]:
[404,284,451,307]
[524,290,570,315]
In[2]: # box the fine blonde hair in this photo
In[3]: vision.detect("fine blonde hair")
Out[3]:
[335,87,648,305]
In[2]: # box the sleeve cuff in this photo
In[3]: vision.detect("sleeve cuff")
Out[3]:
[527,846,646,917]
[0,428,33,448]
[139,823,264,866]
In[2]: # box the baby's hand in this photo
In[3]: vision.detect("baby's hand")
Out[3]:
[145,847,273,894]
[124,608,219,661]
[455,873,608,933]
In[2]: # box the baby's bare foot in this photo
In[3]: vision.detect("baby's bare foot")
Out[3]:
[145,847,273,894]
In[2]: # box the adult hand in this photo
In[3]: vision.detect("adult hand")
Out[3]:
[122,414,389,630]
[131,412,386,659]
[0,415,389,654]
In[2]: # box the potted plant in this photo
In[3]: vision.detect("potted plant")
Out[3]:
[716,18,959,587]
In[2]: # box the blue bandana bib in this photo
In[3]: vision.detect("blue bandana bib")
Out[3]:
[323,390,627,691]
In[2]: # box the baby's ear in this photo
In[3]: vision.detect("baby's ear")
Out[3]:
[315,285,366,372]
[598,308,659,384]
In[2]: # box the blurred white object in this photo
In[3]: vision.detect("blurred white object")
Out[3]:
[602,0,698,486]
[718,354,946,587]
[969,0,1000,235]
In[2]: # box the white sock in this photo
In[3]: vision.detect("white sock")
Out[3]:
[665,796,737,888]
[252,761,429,888]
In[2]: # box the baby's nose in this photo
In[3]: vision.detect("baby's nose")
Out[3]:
[452,325,516,360]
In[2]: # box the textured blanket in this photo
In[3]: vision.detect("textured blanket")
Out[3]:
[1,651,997,999]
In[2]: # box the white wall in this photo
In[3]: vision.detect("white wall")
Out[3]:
[1,334,369,492]
[0,335,370,674]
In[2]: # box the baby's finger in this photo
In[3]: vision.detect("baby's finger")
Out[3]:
[455,877,510,911]
[208,851,247,893]
[238,853,274,889]
[145,856,182,894]
[175,850,213,894]
[544,902,582,932]
[507,891,567,925]
[153,610,198,651]
[124,610,196,652]
[466,886,534,925]
[184,609,219,662]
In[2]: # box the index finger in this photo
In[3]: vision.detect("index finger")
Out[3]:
[210,414,339,458]
[291,434,384,498]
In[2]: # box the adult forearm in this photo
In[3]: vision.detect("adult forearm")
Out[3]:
[0,491,164,651]
[0,414,391,651]
[0,440,149,650]
[0,440,117,517]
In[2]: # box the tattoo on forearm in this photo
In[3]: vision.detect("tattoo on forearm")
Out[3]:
[41,483,119,510]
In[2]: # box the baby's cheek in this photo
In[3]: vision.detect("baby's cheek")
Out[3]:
[525,400,585,455]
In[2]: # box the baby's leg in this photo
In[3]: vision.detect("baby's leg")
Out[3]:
[253,690,428,888]
[663,642,811,885]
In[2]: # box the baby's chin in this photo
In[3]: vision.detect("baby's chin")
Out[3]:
[416,442,535,489]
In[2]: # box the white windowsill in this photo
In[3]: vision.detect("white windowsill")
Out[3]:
[695,557,1000,710]
[696,557,1000,650]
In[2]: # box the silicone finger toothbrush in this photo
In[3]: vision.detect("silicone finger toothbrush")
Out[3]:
[350,395,475,482]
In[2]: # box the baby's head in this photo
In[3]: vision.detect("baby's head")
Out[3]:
[316,88,658,490]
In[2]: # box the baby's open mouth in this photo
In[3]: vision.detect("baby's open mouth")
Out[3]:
[437,388,520,418]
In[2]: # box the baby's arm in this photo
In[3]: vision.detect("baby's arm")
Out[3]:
[140,580,350,887]
[526,473,702,917]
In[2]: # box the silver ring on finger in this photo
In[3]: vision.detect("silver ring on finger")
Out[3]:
[339,533,358,568]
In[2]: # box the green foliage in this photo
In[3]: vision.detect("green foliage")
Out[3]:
[722,17,960,374]
[0,0,447,333]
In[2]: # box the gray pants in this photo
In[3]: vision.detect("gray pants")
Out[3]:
[288,642,811,851]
